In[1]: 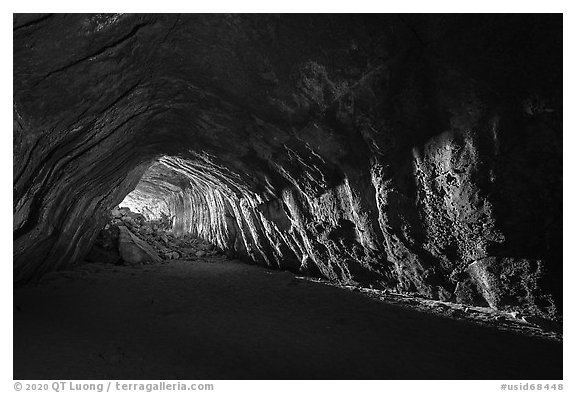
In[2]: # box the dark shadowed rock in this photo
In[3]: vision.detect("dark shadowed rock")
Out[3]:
[85,245,120,265]
[118,226,162,265]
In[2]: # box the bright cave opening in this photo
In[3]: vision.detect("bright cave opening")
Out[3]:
[88,157,224,265]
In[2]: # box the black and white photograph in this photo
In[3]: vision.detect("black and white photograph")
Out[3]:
[9,5,569,390]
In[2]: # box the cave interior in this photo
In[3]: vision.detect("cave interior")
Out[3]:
[13,13,563,380]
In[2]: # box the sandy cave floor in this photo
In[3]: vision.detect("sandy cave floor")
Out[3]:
[14,256,562,380]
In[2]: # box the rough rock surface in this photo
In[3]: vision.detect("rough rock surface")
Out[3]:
[89,206,221,264]
[13,14,562,319]
[117,226,162,265]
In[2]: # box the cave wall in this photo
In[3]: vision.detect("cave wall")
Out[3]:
[13,14,562,318]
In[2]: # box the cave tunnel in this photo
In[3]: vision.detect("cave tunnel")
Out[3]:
[13,13,563,380]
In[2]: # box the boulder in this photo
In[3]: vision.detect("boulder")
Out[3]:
[117,226,162,265]
[111,208,122,219]
[139,225,153,236]
[84,244,120,265]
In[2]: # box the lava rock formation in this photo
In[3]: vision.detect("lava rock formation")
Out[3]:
[13,14,562,319]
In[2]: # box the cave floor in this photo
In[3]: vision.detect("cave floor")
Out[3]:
[14,257,562,380]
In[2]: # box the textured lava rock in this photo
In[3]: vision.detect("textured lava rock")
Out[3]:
[13,14,562,319]
[117,226,162,265]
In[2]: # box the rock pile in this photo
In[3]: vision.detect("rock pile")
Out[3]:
[86,207,221,265]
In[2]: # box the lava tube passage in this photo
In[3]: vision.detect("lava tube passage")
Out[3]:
[13,13,563,382]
